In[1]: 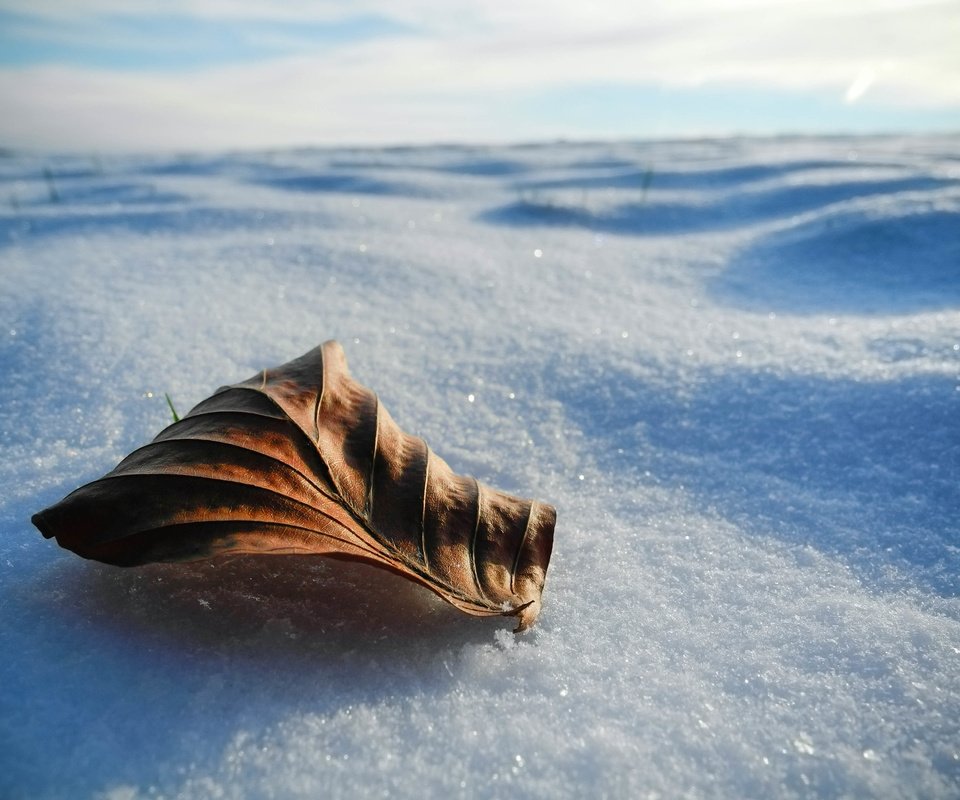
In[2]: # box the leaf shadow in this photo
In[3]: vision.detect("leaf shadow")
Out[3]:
[6,543,506,796]
[42,552,506,665]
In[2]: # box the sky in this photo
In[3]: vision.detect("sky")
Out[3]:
[0,0,958,152]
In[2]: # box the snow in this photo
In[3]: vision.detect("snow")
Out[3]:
[1,135,959,799]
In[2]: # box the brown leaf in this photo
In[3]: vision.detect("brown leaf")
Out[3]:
[32,341,555,631]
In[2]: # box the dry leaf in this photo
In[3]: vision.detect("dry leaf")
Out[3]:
[32,340,555,631]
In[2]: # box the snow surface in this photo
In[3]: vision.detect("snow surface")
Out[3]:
[1,135,959,799]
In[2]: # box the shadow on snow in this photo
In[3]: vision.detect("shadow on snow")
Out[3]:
[478,175,956,237]
[514,159,854,192]
[3,526,503,797]
[249,171,433,198]
[549,357,959,597]
[710,207,960,315]
[0,206,323,245]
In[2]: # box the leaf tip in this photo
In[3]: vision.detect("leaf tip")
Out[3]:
[509,599,539,633]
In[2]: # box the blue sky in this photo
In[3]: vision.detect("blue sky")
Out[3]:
[0,1,957,151]
[0,9,409,72]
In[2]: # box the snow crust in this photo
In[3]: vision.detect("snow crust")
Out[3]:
[1,135,958,798]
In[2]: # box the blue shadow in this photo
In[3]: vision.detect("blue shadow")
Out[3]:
[516,159,849,192]
[3,496,499,798]
[0,206,319,245]
[710,208,960,315]
[479,175,957,236]
[252,171,432,197]
[434,158,529,176]
[549,357,959,596]
[18,181,187,208]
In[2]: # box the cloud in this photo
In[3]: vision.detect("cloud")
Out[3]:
[0,0,957,150]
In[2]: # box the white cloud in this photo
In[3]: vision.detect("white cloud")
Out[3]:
[0,0,957,150]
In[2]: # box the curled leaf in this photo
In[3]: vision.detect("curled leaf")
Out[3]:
[32,341,556,631]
